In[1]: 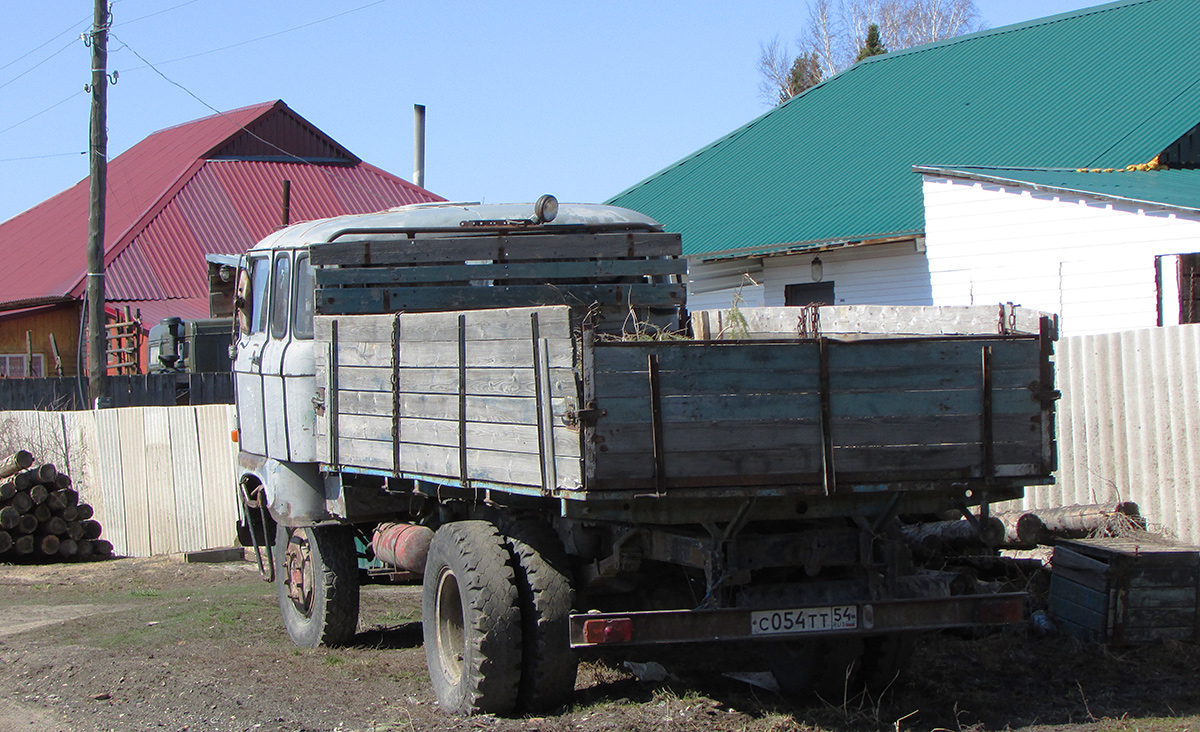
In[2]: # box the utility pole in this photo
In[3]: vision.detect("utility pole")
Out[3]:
[87,0,109,408]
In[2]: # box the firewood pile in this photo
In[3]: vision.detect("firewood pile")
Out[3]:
[0,450,112,562]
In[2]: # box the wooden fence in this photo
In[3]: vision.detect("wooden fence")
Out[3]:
[0,373,233,411]
[1,405,239,557]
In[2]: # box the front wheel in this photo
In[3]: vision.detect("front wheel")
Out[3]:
[422,521,522,715]
[276,525,360,648]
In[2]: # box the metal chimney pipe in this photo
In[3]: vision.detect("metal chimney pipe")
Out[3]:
[413,104,426,189]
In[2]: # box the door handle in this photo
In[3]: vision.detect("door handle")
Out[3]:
[250,352,261,366]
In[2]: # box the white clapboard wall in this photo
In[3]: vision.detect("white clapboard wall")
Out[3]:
[0,405,238,557]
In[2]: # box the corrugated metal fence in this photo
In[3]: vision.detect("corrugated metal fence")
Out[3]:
[1023,324,1200,545]
[1,405,239,557]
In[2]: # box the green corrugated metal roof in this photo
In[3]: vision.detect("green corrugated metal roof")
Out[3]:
[608,0,1200,259]
[919,166,1200,213]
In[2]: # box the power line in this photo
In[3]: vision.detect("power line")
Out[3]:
[0,36,81,93]
[0,90,86,136]
[121,0,203,27]
[0,151,86,163]
[0,14,91,74]
[118,0,390,72]
[110,33,399,208]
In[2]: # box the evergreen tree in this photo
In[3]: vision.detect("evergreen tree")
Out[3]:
[855,23,888,62]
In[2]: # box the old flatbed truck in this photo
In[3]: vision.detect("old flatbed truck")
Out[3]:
[223,198,1057,714]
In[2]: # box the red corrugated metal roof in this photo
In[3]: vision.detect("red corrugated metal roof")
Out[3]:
[0,100,443,313]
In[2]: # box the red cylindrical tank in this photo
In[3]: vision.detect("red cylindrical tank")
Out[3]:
[372,522,435,574]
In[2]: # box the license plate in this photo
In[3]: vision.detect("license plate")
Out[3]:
[750,605,858,636]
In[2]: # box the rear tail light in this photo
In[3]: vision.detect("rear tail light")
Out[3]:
[583,617,633,644]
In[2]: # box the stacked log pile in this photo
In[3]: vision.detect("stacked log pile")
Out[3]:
[0,450,112,562]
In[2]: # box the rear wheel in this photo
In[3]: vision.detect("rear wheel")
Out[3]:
[423,521,522,715]
[276,525,360,648]
[768,637,864,700]
[859,633,917,690]
[502,520,578,712]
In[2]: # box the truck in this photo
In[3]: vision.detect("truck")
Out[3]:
[222,197,1058,714]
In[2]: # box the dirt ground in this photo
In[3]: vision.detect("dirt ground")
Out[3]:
[0,555,1197,732]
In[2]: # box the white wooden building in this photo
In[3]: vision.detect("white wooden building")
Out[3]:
[688,167,1200,339]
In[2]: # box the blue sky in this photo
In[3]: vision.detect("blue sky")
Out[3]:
[1,0,1102,225]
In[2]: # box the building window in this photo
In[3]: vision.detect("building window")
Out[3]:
[1180,254,1200,324]
[0,354,45,378]
[784,281,836,306]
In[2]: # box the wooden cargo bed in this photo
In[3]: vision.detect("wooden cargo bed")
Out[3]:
[314,305,1056,499]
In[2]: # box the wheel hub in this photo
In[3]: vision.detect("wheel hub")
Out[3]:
[283,533,314,614]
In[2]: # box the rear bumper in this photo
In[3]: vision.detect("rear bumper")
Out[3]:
[569,592,1025,648]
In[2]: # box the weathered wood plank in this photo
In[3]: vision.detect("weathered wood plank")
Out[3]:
[397,441,582,489]
[317,258,686,286]
[338,389,395,416]
[399,417,581,458]
[594,341,820,373]
[338,366,393,393]
[595,421,822,455]
[829,387,1036,419]
[593,448,823,482]
[829,414,1045,447]
[399,393,572,425]
[398,339,574,370]
[315,314,393,343]
[694,305,1048,339]
[400,306,574,342]
[596,392,820,424]
[399,366,576,398]
[336,341,393,368]
[336,437,394,471]
[310,231,682,266]
[594,367,819,399]
[337,413,393,441]
[318,283,684,315]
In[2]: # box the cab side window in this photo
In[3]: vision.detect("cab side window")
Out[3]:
[246,256,271,335]
[293,254,315,340]
[270,253,292,339]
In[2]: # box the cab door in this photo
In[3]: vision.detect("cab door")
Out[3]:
[233,255,271,456]
[259,250,318,462]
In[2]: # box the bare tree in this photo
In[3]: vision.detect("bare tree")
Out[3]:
[758,0,986,105]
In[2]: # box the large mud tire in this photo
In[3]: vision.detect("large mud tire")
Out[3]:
[276,525,360,648]
[423,521,522,716]
[501,520,578,712]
